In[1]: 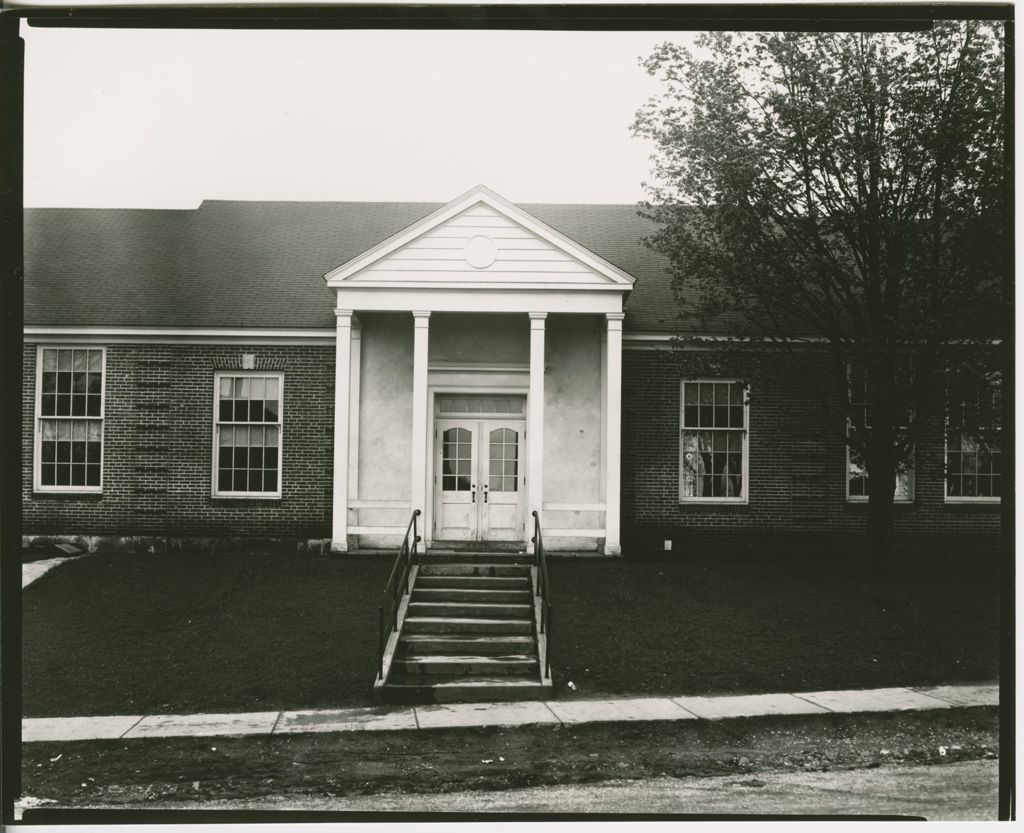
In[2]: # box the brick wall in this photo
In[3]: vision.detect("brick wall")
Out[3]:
[22,343,335,541]
[621,348,1002,554]
[22,341,1002,554]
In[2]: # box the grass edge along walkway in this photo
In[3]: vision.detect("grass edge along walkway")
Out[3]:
[23,682,998,743]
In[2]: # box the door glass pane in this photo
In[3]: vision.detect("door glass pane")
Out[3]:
[442,427,472,491]
[489,428,518,492]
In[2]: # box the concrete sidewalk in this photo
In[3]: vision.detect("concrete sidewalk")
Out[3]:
[22,557,78,589]
[22,683,997,743]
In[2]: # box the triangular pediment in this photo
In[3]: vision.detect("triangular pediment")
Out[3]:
[324,185,635,290]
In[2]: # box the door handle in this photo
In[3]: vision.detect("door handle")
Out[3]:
[483,484,489,503]
[471,483,476,503]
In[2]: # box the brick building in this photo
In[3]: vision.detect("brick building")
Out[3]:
[23,185,1001,555]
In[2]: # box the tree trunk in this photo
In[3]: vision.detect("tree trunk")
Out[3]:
[866,428,897,580]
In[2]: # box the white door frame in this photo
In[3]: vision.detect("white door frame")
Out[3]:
[432,415,526,544]
[425,388,528,549]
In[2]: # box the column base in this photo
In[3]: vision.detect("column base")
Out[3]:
[603,542,622,556]
[330,537,349,554]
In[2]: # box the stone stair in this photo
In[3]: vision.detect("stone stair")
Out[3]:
[377,551,553,704]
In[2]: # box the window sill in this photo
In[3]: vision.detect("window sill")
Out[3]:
[846,498,915,505]
[944,497,1000,506]
[34,487,103,496]
[679,499,749,506]
[212,493,282,501]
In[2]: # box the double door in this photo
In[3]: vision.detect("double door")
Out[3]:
[434,418,524,542]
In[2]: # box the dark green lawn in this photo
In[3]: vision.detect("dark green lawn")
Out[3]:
[548,554,1001,700]
[23,552,391,718]
[23,550,1000,718]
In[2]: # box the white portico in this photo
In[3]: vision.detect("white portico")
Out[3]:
[324,186,633,554]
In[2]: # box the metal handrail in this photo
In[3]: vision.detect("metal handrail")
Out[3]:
[377,509,421,682]
[531,510,552,680]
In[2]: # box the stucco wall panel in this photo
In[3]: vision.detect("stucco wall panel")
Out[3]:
[543,314,603,505]
[357,313,413,502]
[542,509,605,530]
[429,312,529,364]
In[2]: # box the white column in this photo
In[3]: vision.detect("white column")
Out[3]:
[348,319,362,501]
[331,309,354,553]
[411,311,431,523]
[604,312,624,555]
[527,313,547,551]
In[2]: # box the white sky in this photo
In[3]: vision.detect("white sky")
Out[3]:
[22,24,693,208]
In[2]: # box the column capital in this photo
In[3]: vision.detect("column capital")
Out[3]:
[606,312,625,330]
[529,312,548,329]
[335,308,354,323]
[412,310,432,326]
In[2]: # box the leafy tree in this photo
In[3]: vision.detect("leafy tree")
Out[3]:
[633,24,1006,572]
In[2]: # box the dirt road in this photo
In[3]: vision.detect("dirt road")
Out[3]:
[64,760,995,819]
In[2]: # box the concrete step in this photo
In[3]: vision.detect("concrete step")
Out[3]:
[415,575,531,590]
[398,633,536,655]
[421,552,534,565]
[408,601,533,619]
[412,587,533,604]
[428,542,526,553]
[402,616,534,635]
[417,563,530,578]
[392,655,538,676]
[380,675,552,704]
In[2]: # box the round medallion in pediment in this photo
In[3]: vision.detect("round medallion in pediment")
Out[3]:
[464,235,498,269]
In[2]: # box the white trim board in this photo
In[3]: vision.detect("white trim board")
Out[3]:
[331,287,625,314]
[24,327,335,345]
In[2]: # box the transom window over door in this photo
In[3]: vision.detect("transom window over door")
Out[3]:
[679,380,748,502]
[214,372,282,497]
[438,395,524,416]
[35,346,105,491]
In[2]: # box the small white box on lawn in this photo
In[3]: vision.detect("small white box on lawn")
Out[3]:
[663,540,672,551]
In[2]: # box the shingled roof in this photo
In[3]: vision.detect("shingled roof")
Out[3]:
[24,200,692,333]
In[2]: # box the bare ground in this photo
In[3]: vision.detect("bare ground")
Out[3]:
[20,706,999,817]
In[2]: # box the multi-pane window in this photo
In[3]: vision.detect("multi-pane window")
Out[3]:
[846,364,913,502]
[488,428,519,492]
[214,373,282,496]
[441,427,472,491]
[679,380,747,501]
[438,396,524,416]
[36,347,105,490]
[946,374,1001,501]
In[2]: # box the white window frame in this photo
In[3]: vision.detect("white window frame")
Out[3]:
[33,345,106,494]
[678,379,750,505]
[845,363,914,504]
[845,446,915,504]
[211,370,284,499]
[944,374,1001,505]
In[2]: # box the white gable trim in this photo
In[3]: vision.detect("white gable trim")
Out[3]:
[323,184,636,289]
